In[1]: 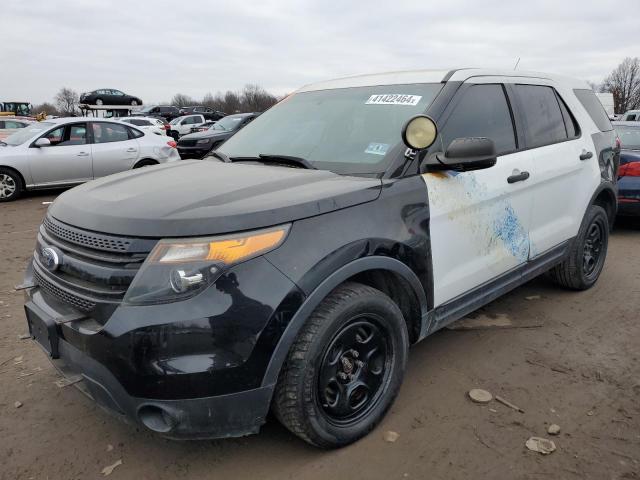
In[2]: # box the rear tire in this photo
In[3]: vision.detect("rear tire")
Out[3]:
[548,205,609,290]
[273,282,409,448]
[131,100,138,106]
[95,98,104,106]
[0,168,23,202]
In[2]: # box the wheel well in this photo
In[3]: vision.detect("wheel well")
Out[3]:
[133,158,158,168]
[592,188,616,229]
[348,269,422,343]
[0,166,26,189]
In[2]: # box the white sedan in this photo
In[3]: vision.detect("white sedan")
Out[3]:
[118,116,169,136]
[0,117,180,202]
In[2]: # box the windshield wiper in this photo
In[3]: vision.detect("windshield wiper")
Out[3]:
[258,154,316,169]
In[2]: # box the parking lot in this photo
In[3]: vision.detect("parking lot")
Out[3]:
[0,192,638,479]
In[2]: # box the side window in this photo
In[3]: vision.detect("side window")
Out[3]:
[556,92,580,139]
[59,124,87,146]
[0,121,4,129]
[573,89,614,132]
[92,122,131,144]
[128,127,144,139]
[45,126,65,145]
[441,84,516,155]
[513,85,567,148]
[627,114,637,121]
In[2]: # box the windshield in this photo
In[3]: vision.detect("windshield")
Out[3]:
[4,122,55,146]
[219,83,443,175]
[212,115,246,131]
[137,105,156,113]
[170,117,182,125]
[615,125,640,150]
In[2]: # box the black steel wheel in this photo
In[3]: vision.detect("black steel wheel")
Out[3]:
[273,282,408,448]
[548,204,609,290]
[317,316,392,425]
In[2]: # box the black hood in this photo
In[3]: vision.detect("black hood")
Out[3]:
[179,129,230,141]
[50,161,382,237]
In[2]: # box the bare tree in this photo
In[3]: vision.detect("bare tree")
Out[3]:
[171,93,195,108]
[602,57,640,114]
[54,87,79,116]
[31,102,60,116]
[240,84,278,112]
[223,91,242,113]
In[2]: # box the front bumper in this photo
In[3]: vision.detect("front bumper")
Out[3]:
[23,256,304,439]
[177,145,211,159]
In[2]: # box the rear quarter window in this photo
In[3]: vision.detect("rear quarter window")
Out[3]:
[573,89,613,132]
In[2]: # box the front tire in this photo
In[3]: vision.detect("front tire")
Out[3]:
[95,98,104,106]
[273,282,409,448]
[548,204,609,290]
[0,168,22,202]
[131,100,138,106]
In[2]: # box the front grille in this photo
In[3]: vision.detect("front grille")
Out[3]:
[33,269,96,312]
[33,216,157,323]
[43,216,132,252]
[178,139,197,147]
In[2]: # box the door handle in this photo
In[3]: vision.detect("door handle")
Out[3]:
[507,171,530,183]
[77,152,90,157]
[579,150,593,161]
[126,148,137,153]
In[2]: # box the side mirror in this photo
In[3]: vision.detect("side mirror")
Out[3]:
[34,138,51,147]
[401,115,437,151]
[423,137,497,173]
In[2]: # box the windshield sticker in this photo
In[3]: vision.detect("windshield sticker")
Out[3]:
[365,142,390,156]
[365,94,422,106]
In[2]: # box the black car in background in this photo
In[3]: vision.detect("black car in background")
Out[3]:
[179,106,227,121]
[80,89,143,106]
[131,105,182,122]
[177,113,258,158]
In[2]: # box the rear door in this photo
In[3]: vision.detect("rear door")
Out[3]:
[424,81,534,306]
[90,122,140,178]
[510,84,598,256]
[29,123,92,185]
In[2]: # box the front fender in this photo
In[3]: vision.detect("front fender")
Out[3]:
[261,255,428,388]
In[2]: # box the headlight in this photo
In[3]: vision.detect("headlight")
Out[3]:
[123,225,289,305]
[196,138,212,145]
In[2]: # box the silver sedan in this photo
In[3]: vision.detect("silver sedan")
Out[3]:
[0,117,181,201]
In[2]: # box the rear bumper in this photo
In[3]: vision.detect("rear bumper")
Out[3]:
[617,199,640,216]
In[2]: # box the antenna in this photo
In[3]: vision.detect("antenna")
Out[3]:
[514,57,521,70]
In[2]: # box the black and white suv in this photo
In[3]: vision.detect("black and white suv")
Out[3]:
[23,69,618,448]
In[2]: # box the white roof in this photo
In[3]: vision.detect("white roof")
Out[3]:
[296,68,590,92]
[43,116,125,125]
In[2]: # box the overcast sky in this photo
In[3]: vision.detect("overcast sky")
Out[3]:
[2,0,639,105]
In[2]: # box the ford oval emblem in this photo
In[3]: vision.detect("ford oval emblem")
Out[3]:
[41,247,63,272]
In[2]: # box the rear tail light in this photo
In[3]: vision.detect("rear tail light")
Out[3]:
[619,162,640,177]
[615,136,621,150]
[167,141,177,148]
[162,124,169,130]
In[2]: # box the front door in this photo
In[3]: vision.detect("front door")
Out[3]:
[29,122,92,186]
[423,82,534,307]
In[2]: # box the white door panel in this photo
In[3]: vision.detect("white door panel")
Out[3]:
[91,139,140,178]
[424,149,534,307]
[29,145,92,185]
[528,140,598,256]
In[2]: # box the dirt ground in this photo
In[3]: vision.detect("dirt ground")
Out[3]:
[1,191,639,480]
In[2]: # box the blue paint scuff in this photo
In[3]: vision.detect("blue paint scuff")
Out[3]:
[493,204,529,261]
